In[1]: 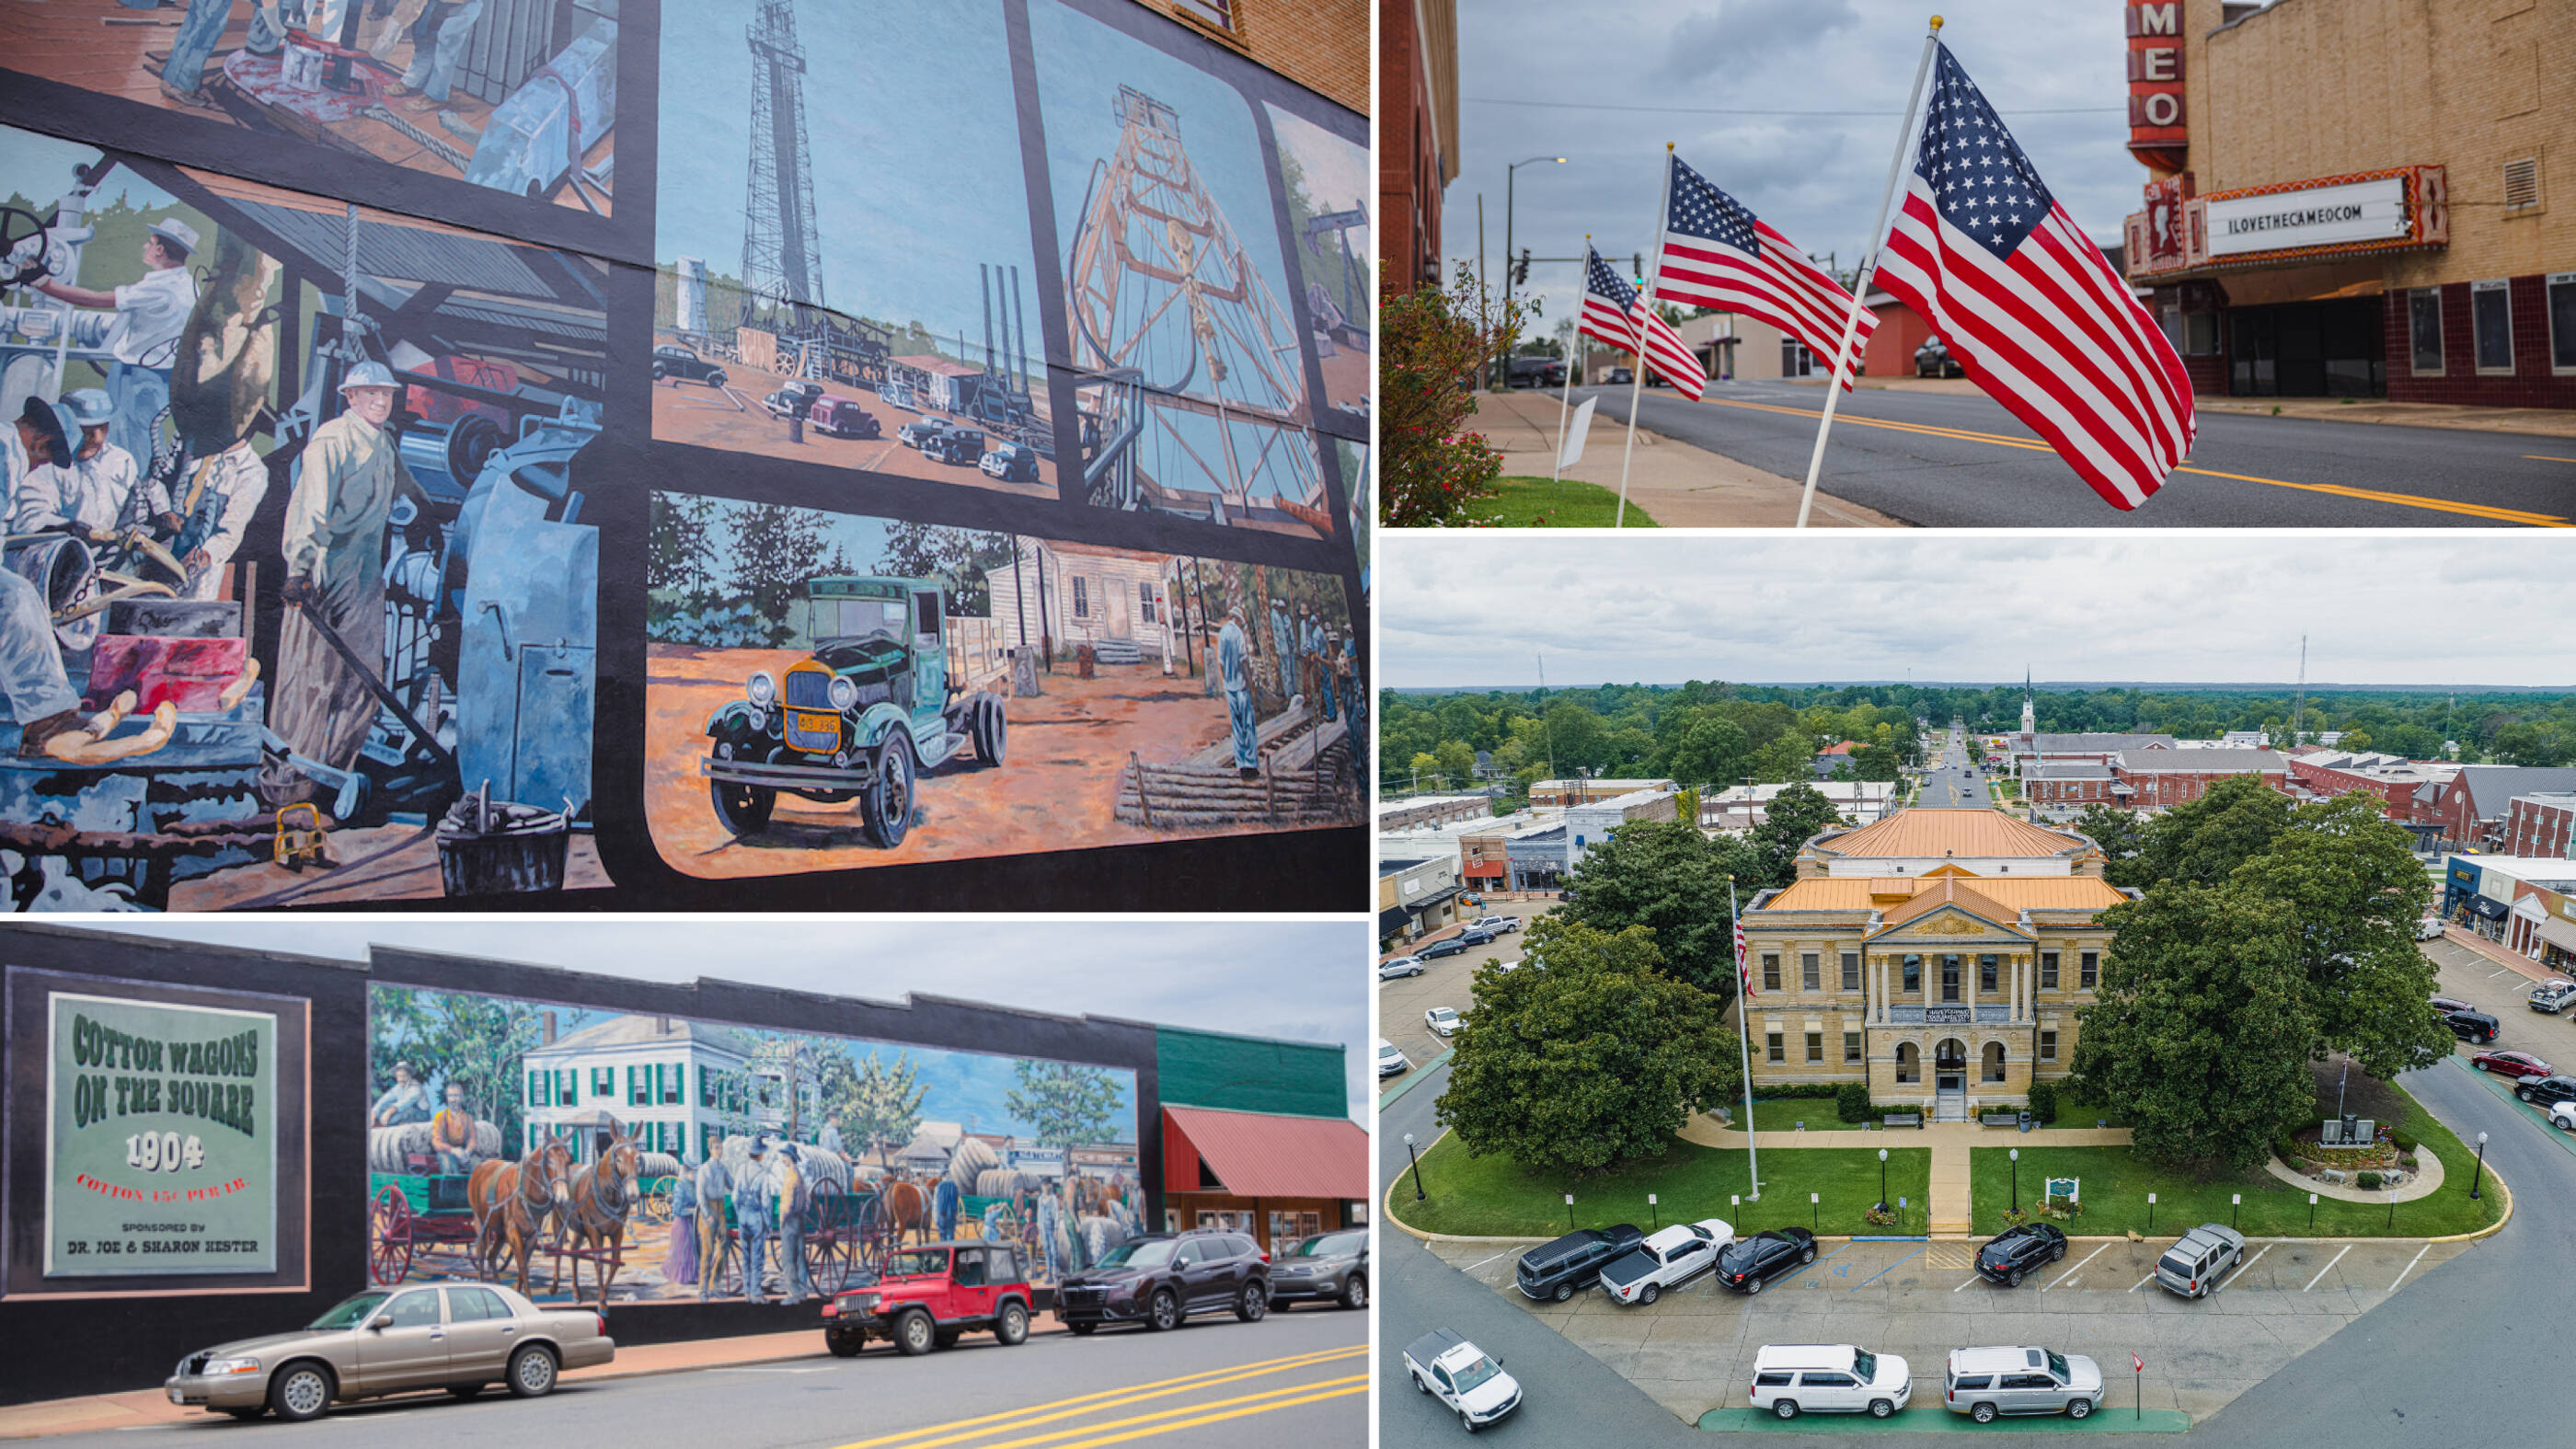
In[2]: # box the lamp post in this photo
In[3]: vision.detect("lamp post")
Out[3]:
[1498,155,1568,390]
[1403,1132,1426,1202]
[2469,1130,2489,1200]
[2008,1146,2019,1213]
[1876,1146,1890,1213]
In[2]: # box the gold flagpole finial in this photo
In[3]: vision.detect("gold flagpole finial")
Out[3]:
[1929,14,1944,30]
[1666,142,1676,153]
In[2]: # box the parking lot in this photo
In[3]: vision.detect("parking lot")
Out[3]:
[1418,1227,2477,1427]
[1378,905,1552,1081]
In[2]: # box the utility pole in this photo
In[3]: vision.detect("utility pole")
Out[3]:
[1477,193,1488,387]
[2294,636,2306,745]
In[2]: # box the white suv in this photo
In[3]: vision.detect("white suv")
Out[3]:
[1944,1346,2103,1421]
[1377,1039,1410,1077]
[1749,1343,1913,1420]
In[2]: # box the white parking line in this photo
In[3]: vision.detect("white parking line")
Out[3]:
[1461,1248,1518,1271]
[2041,1242,2112,1292]
[2390,1244,2431,1292]
[2303,1245,2351,1292]
[2129,1273,2155,1293]
[2490,968,2516,978]
[1954,1272,1983,1291]
[2212,1243,2271,1294]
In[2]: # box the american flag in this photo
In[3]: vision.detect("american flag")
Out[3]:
[1578,245,1708,399]
[1656,157,1872,389]
[1733,915,1754,997]
[1874,45,2194,510]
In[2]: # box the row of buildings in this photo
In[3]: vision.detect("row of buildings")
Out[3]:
[2442,856,2576,972]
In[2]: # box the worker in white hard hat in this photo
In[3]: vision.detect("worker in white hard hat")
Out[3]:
[34,217,201,468]
[264,361,427,806]
[11,388,176,541]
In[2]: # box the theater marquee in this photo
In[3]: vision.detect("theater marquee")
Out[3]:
[2207,177,2409,256]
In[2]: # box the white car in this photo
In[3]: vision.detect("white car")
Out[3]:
[1403,1329,1522,1432]
[1377,1039,1411,1077]
[1379,956,1426,980]
[2416,917,2446,940]
[1598,1219,1733,1305]
[1749,1343,1914,1420]
[1425,1006,1464,1037]
[2547,1099,2576,1133]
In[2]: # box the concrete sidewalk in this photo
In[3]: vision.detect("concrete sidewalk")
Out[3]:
[1469,388,1903,527]
[1679,1112,2137,1237]
[0,1324,914,1440]
[2436,923,2561,983]
[1786,374,2576,440]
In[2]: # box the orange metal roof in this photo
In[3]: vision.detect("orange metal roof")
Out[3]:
[1764,875,2128,913]
[1815,809,2086,859]
[1162,1106,1369,1201]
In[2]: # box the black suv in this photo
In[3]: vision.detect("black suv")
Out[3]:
[1055,1230,1270,1334]
[651,343,728,388]
[1716,1228,1817,1295]
[2513,1074,2576,1110]
[1515,1224,1644,1302]
[2444,1008,2501,1044]
[1975,1223,2067,1287]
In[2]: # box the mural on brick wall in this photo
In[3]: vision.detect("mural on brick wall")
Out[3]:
[0,0,622,215]
[0,121,609,910]
[364,983,1141,1305]
[645,489,1363,878]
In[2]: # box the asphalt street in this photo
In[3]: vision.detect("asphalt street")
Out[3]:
[1576,380,2576,527]
[56,1309,1364,1449]
[1919,728,1991,809]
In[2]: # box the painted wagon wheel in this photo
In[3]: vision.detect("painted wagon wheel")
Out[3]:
[802,1183,855,1297]
[639,1182,673,1227]
[368,1184,415,1286]
[851,1191,892,1274]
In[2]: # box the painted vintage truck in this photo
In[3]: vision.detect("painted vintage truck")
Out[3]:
[701,576,1008,845]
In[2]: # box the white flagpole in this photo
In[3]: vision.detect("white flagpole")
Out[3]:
[1553,236,1589,481]
[1732,875,1759,1202]
[1795,15,1946,529]
[1615,144,1676,529]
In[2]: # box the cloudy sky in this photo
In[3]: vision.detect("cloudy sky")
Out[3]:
[74,919,1372,1120]
[1448,0,2144,341]
[1383,534,2576,690]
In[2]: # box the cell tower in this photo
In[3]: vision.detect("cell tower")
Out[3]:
[1067,86,1326,530]
[741,0,824,317]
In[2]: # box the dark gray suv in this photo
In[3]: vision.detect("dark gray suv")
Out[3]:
[1268,1228,1368,1310]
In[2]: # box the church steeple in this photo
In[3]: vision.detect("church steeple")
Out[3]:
[2019,670,2035,736]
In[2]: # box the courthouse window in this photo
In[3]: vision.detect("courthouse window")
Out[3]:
[1802,953,1821,992]
[2080,951,2099,989]
[2473,281,2514,373]
[1903,955,1922,994]
[2550,273,2576,374]
[2041,1030,2058,1061]
[2041,951,2060,989]
[1766,1032,1785,1064]
[1842,952,1861,991]
[1980,954,1999,993]
[1845,1031,1864,1063]
[2409,288,2444,374]
[1806,1032,1824,1064]
[1763,954,1782,993]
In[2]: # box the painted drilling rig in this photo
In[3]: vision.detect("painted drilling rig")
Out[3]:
[1065,86,1330,535]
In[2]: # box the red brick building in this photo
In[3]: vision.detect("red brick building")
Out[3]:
[1862,294,1936,377]
[2283,749,2453,822]
[2427,767,2576,849]
[2505,793,2576,859]
[2027,762,2119,807]
[2112,748,2290,808]
[1379,0,1457,294]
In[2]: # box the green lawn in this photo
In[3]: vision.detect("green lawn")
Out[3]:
[1479,475,1662,527]
[1969,1081,2501,1238]
[1748,1099,1868,1132]
[1393,1131,1934,1238]
[2046,1094,2130,1129]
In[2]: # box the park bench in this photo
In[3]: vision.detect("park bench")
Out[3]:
[1883,1110,1923,1129]
[1981,1111,2022,1127]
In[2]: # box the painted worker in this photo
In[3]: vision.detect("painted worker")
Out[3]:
[1311,610,1339,722]
[1217,606,1258,779]
[732,1137,775,1303]
[431,1081,478,1175]
[0,570,86,759]
[32,219,200,469]
[168,437,269,602]
[369,1060,434,1127]
[4,397,70,528]
[12,389,174,540]
[933,1173,960,1244]
[1267,596,1294,673]
[816,1117,845,1158]
[772,1143,809,1305]
[390,0,489,115]
[265,362,427,804]
[1339,630,1364,738]
[665,1157,702,1287]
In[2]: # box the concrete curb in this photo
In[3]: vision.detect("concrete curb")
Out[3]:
[1377,1048,1454,1110]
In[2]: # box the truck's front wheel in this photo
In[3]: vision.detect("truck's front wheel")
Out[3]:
[861,738,916,849]
[711,777,776,835]
[970,696,1007,766]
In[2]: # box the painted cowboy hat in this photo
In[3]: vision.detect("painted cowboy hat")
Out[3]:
[148,218,201,257]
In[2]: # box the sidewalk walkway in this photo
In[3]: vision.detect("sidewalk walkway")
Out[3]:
[1788,375,2576,441]
[1469,388,1902,527]
[0,1325,866,1441]
[1677,1112,2135,1237]
[2436,923,2560,983]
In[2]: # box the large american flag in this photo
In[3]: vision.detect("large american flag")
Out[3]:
[1875,45,2194,510]
[1733,915,1754,998]
[1656,156,1872,388]
[1578,245,1708,399]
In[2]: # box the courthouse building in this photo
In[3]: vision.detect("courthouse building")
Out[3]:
[2119,0,2574,408]
[1737,810,2133,1121]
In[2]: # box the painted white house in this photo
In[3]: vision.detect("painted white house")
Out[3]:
[984,539,1182,666]
[521,1013,812,1164]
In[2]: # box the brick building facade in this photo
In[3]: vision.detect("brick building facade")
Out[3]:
[1379,0,1457,293]
[2113,748,2290,807]
[2284,749,2454,822]
[1152,1,1365,112]
[2426,766,2576,848]
[2504,792,2576,858]
[2120,0,2576,409]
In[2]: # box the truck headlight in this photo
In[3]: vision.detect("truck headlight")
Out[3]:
[204,1357,262,1376]
[747,672,776,707]
[829,675,857,711]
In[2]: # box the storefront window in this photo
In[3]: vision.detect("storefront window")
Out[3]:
[2409,289,2444,374]
[2551,273,2576,373]
[2473,281,2513,373]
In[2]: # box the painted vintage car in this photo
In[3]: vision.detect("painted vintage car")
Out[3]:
[701,576,1008,845]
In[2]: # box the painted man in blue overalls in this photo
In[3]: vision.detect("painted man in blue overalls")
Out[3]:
[1218,607,1257,779]
[733,1138,775,1303]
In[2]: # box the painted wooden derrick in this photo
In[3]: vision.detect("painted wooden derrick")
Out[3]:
[1114,697,1359,828]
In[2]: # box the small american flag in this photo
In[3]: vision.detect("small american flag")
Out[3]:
[1875,45,2194,510]
[1657,156,1872,388]
[1734,916,1754,997]
[1579,245,1708,399]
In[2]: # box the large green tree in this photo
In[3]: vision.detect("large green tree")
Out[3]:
[1666,716,1751,787]
[1558,819,1735,995]
[1006,1061,1126,1148]
[844,1049,927,1167]
[2065,883,2318,1170]
[1748,783,1845,888]
[2072,803,2151,890]
[1436,920,1741,1174]
[2134,775,2294,886]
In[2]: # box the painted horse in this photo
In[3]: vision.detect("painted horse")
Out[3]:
[556,1134,643,1306]
[467,1140,571,1297]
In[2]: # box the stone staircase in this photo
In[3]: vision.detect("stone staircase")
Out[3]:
[1088,638,1144,665]
[1932,1091,1970,1123]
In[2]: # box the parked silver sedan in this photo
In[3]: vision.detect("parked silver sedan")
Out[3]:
[164,1282,615,1421]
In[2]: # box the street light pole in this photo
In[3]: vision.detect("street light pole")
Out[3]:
[1498,155,1566,390]
[1404,1132,1427,1202]
[1876,1146,1890,1213]
[2469,1130,2489,1200]
[2009,1146,2019,1213]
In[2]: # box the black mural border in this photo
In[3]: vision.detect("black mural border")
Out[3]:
[0,0,660,268]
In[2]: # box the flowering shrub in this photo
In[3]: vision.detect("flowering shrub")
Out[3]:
[1862,1204,1899,1227]
[1382,263,1523,527]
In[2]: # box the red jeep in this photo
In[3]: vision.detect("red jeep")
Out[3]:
[821,1240,1033,1357]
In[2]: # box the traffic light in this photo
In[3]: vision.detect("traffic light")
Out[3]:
[1512,247,1531,286]
[1633,252,1646,285]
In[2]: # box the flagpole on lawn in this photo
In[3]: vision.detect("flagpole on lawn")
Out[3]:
[1731,875,1759,1203]
[1553,237,1589,481]
[1794,15,1945,529]
[1615,144,1675,529]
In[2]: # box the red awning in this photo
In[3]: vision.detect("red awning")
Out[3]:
[1162,1106,1368,1201]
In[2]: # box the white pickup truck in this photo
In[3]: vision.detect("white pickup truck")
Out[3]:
[1599,1219,1734,1305]
[1402,1329,1523,1432]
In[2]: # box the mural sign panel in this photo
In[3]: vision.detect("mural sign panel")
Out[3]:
[365,983,1142,1305]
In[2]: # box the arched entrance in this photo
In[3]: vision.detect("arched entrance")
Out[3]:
[1933,1038,1968,1094]
[1895,1042,1920,1084]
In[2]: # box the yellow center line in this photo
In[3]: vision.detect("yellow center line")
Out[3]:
[834,1347,1367,1449]
[1042,1384,1371,1449]
[1685,396,2572,526]
[2525,454,2576,464]
[914,1374,1371,1449]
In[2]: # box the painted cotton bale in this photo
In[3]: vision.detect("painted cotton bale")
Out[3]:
[946,1136,1000,1190]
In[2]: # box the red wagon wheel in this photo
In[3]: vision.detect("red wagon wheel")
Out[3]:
[803,1183,855,1297]
[369,1184,414,1286]
[851,1192,891,1274]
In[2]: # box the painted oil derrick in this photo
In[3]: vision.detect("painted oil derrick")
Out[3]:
[741,0,824,325]
[1067,86,1324,527]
